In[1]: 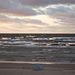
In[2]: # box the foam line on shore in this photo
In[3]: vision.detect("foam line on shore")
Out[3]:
[0,61,75,64]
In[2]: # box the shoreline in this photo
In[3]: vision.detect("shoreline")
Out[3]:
[0,61,75,75]
[0,60,75,64]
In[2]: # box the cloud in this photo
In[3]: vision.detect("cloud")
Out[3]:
[26,19,48,25]
[0,14,49,33]
[0,0,75,33]
[0,15,10,23]
[19,0,75,7]
[58,18,75,26]
[0,0,75,17]
[46,5,75,18]
[46,5,75,26]
[0,0,40,16]
[0,15,48,25]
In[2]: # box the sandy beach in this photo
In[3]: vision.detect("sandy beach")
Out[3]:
[0,61,75,75]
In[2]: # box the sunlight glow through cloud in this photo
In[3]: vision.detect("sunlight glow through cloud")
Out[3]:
[0,0,75,33]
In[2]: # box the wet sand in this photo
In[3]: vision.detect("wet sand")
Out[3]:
[0,61,75,75]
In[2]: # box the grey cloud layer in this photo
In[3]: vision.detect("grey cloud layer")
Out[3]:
[46,5,75,18]
[0,0,75,17]
[0,0,40,16]
[19,0,75,7]
[0,0,75,33]
[0,0,48,26]
[46,5,75,26]
[59,18,75,26]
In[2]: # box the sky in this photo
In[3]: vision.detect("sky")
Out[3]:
[0,0,75,33]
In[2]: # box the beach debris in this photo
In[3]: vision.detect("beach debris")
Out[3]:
[32,64,43,71]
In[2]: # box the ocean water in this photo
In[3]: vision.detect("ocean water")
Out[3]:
[0,34,75,62]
